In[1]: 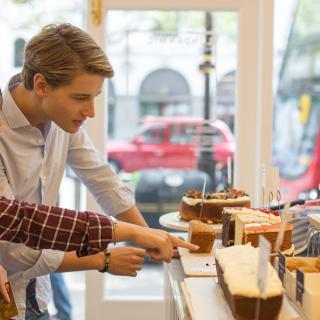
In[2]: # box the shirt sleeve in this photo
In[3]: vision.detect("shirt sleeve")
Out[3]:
[0,156,15,199]
[0,197,113,256]
[67,127,135,216]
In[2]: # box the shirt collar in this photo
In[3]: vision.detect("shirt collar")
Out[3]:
[2,83,32,130]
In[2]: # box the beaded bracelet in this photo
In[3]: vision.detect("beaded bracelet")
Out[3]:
[98,249,111,273]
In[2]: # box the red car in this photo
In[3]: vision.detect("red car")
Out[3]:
[107,116,235,173]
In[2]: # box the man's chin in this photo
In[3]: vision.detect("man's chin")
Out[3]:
[58,125,80,134]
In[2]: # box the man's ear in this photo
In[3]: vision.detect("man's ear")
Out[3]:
[33,73,49,97]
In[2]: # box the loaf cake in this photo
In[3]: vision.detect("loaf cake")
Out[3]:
[179,188,250,224]
[214,244,283,320]
[222,208,280,247]
[234,214,293,252]
[286,257,320,272]
[188,220,216,253]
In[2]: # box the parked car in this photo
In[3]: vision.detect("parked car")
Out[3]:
[107,116,235,173]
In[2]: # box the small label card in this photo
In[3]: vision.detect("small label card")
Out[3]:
[190,262,215,273]
[0,282,18,320]
[278,252,286,283]
[199,177,207,219]
[257,235,271,299]
[274,202,290,252]
[296,268,305,306]
[261,165,281,207]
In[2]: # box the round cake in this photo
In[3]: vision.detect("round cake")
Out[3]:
[179,188,250,224]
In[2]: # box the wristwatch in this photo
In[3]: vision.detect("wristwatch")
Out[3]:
[99,249,111,273]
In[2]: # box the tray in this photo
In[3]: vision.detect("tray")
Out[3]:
[159,211,222,232]
[181,277,300,320]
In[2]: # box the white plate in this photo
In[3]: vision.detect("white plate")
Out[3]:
[159,211,222,233]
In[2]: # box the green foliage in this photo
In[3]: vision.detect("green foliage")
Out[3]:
[13,0,30,4]
[292,0,320,41]
[148,11,237,42]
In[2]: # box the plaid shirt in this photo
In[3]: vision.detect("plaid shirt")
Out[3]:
[0,197,113,256]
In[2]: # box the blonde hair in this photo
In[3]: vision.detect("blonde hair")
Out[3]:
[22,23,114,89]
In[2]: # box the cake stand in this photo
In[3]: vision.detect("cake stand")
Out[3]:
[159,211,222,233]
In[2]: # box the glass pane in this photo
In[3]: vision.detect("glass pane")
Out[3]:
[273,0,320,201]
[105,9,238,300]
[0,2,85,320]
[0,0,83,87]
[105,9,237,176]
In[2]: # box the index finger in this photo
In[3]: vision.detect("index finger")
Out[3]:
[171,237,199,251]
[132,248,147,257]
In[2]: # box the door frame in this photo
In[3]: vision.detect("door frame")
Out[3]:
[84,0,274,319]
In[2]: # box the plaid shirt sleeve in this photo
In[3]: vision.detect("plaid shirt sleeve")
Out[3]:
[0,197,113,256]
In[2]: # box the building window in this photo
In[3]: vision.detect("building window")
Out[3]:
[107,81,116,138]
[140,68,191,117]
[14,38,25,67]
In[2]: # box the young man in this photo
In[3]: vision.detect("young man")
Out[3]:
[0,24,197,319]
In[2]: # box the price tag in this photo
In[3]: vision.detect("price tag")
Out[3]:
[261,164,266,207]
[261,165,281,207]
[296,268,305,305]
[271,166,280,197]
[190,262,215,273]
[274,203,290,252]
[261,164,266,190]
[257,235,271,299]
[278,252,286,283]
[199,177,206,219]
[227,157,232,187]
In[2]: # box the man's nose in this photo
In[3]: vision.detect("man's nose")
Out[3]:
[83,99,95,118]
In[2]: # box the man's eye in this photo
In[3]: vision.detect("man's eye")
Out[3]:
[74,97,87,101]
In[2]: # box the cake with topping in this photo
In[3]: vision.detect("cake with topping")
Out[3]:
[286,257,320,272]
[214,244,283,320]
[188,220,216,253]
[234,214,293,252]
[179,188,250,224]
[222,207,281,247]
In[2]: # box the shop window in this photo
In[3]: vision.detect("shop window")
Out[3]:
[107,81,116,138]
[140,68,191,117]
[14,38,25,67]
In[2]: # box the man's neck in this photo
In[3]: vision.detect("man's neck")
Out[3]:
[11,84,47,132]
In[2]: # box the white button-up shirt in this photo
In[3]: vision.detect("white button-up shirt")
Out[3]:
[0,79,135,319]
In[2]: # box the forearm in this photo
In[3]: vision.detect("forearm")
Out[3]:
[116,206,148,227]
[56,251,105,272]
[0,197,112,255]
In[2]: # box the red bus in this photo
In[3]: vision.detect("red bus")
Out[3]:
[273,0,320,201]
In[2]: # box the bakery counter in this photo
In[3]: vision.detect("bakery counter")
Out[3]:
[164,258,191,320]
[164,234,301,320]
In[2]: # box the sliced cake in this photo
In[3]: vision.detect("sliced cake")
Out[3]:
[188,220,216,253]
[222,207,281,247]
[234,214,293,252]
